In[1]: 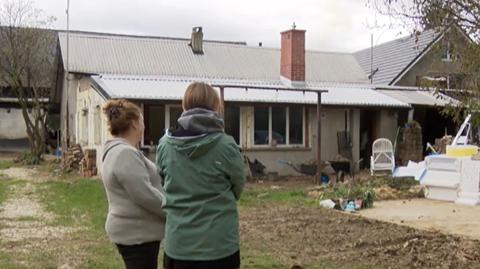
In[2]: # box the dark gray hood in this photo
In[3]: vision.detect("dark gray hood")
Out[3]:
[177,108,224,134]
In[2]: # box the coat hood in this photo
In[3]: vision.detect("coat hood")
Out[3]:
[164,108,224,159]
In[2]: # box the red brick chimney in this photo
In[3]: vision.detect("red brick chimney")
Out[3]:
[280,27,306,82]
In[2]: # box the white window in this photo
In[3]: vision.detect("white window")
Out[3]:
[253,106,305,147]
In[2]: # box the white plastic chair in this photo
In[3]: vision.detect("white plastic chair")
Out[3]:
[370,138,395,176]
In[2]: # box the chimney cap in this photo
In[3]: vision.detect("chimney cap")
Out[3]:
[192,26,203,33]
[280,25,306,34]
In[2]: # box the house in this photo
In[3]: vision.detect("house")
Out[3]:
[55,26,461,175]
[355,27,469,147]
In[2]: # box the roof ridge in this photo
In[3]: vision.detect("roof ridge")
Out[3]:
[56,29,356,54]
[354,28,439,54]
[56,29,247,45]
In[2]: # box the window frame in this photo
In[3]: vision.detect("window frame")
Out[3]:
[165,104,183,130]
[441,42,453,62]
[224,104,242,146]
[252,105,306,148]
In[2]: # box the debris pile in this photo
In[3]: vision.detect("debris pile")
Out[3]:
[398,122,423,165]
[80,149,97,177]
[314,176,423,212]
[62,144,84,172]
[434,135,453,154]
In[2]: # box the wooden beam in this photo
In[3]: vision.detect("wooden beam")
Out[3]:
[316,92,322,185]
[219,86,225,116]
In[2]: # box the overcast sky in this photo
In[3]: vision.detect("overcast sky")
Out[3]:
[35,0,408,52]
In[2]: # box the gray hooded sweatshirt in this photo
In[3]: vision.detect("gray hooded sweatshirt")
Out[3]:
[102,138,166,245]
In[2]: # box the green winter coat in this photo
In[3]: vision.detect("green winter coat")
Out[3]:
[156,108,246,261]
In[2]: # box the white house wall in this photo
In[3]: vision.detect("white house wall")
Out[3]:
[0,108,29,139]
[75,78,109,174]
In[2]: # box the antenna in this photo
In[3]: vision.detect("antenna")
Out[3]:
[370,33,373,84]
[63,0,71,151]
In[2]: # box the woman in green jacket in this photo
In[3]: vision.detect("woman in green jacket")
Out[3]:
[156,82,246,269]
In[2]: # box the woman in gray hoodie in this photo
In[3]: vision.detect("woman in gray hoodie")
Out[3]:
[101,99,166,269]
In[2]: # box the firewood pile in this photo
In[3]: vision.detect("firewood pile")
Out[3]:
[398,123,423,165]
[80,149,97,177]
[62,144,84,171]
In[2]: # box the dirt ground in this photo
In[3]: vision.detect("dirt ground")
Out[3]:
[241,204,480,269]
[242,177,480,268]
[360,199,480,240]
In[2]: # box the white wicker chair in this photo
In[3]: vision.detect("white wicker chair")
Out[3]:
[370,138,395,176]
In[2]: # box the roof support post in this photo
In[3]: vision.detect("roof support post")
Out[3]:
[219,86,225,117]
[316,91,322,185]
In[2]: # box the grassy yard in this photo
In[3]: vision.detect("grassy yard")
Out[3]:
[35,179,309,269]
[0,180,9,205]
[2,163,477,269]
[0,159,15,170]
[37,179,123,268]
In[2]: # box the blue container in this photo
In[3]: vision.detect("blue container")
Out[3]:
[321,174,329,184]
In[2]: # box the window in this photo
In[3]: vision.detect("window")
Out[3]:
[254,107,269,145]
[442,42,452,62]
[253,106,304,146]
[143,104,165,146]
[224,105,240,144]
[167,106,183,130]
[94,106,102,145]
[80,108,88,145]
[289,107,304,145]
[143,104,184,147]
[272,107,286,145]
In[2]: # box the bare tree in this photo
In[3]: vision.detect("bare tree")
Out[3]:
[368,0,480,125]
[0,0,56,164]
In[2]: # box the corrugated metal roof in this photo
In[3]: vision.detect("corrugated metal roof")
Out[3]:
[377,89,458,107]
[354,29,440,85]
[58,32,369,84]
[91,75,410,108]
